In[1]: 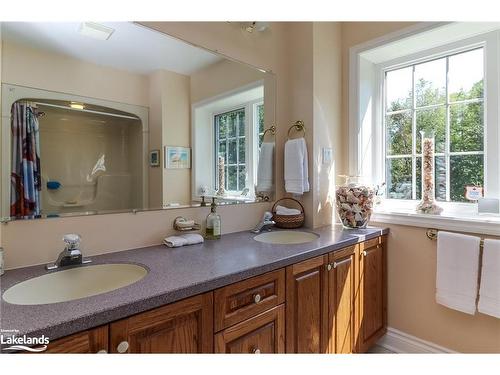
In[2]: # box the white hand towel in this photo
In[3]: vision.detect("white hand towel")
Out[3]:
[436,231,481,315]
[180,233,204,245]
[256,142,274,192]
[478,239,500,318]
[284,138,309,195]
[275,205,301,216]
[163,236,188,248]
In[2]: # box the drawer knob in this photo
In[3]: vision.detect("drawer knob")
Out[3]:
[253,293,262,304]
[363,251,367,257]
[117,340,129,353]
[326,263,332,271]
[97,349,107,354]
[252,348,261,354]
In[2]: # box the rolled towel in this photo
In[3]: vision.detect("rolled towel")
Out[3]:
[163,236,188,248]
[181,233,204,245]
[275,205,301,215]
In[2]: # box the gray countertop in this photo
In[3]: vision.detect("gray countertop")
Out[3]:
[0,225,388,342]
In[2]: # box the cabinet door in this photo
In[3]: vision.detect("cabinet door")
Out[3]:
[110,292,213,353]
[358,236,387,353]
[286,255,329,353]
[215,304,285,354]
[44,325,108,354]
[328,245,357,354]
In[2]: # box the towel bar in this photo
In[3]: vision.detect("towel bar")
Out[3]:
[426,228,485,250]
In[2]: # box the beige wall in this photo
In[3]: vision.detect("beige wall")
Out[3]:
[1,41,149,107]
[376,223,500,353]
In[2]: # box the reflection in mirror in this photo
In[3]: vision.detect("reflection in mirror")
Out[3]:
[0,22,276,221]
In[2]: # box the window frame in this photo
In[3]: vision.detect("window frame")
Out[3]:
[372,31,500,212]
[212,98,263,195]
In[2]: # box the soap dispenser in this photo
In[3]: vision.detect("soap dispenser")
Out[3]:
[205,198,221,240]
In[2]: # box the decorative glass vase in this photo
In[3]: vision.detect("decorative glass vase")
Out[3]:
[416,130,443,215]
[336,176,375,229]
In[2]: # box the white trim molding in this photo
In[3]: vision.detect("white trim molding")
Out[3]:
[377,327,457,354]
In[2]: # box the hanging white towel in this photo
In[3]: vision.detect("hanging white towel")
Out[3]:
[436,231,481,315]
[284,138,309,195]
[256,142,275,192]
[478,239,500,318]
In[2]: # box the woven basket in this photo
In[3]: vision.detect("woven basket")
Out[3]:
[272,197,305,229]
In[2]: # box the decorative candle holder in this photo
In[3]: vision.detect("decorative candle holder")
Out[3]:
[416,130,443,215]
[216,156,226,196]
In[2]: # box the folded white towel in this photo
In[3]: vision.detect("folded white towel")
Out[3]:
[478,239,500,318]
[163,233,204,248]
[436,231,481,315]
[181,233,204,245]
[256,142,274,192]
[275,205,301,216]
[163,236,188,248]
[284,138,309,195]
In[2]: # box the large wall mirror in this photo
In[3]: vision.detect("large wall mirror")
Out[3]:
[0,22,276,221]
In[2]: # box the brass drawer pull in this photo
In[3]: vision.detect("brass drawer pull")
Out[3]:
[253,293,262,304]
[333,258,352,268]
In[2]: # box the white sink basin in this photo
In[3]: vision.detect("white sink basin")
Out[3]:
[254,231,319,245]
[2,263,148,305]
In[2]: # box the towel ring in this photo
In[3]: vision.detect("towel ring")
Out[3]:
[287,120,305,139]
[262,125,276,139]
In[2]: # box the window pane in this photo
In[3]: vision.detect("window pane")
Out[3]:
[450,102,484,152]
[415,58,446,107]
[238,165,246,190]
[218,117,227,139]
[386,67,412,111]
[238,137,246,163]
[415,156,446,201]
[449,49,483,102]
[386,158,412,199]
[258,105,264,133]
[416,107,446,153]
[227,139,237,164]
[218,141,226,162]
[227,166,237,191]
[450,155,484,202]
[238,111,245,137]
[386,111,412,155]
[228,113,237,138]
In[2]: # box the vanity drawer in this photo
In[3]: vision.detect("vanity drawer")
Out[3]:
[214,269,285,331]
[359,236,384,251]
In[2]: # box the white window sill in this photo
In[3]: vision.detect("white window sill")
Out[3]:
[372,203,500,236]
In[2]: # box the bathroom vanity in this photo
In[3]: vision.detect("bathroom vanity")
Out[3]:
[0,226,387,354]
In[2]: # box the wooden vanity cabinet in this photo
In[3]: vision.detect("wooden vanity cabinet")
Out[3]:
[44,325,108,354]
[357,236,387,353]
[285,255,329,353]
[109,292,213,354]
[34,235,386,354]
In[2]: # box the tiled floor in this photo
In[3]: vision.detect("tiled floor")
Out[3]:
[367,345,395,354]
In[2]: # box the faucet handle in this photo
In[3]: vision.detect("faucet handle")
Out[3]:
[263,211,273,221]
[63,234,81,249]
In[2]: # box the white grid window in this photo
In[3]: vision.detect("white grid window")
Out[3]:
[384,47,485,203]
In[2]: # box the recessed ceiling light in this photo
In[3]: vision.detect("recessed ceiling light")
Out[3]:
[78,22,114,41]
[70,102,85,110]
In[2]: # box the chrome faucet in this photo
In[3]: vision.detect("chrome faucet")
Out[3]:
[46,234,91,270]
[252,211,276,233]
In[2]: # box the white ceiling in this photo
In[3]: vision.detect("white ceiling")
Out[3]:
[1,22,222,75]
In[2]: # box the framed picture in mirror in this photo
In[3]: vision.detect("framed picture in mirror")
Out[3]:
[165,146,191,169]
[149,150,160,167]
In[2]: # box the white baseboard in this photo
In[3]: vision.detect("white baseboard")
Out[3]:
[377,327,457,353]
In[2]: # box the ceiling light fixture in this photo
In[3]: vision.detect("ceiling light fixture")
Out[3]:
[78,22,115,40]
[70,102,85,110]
